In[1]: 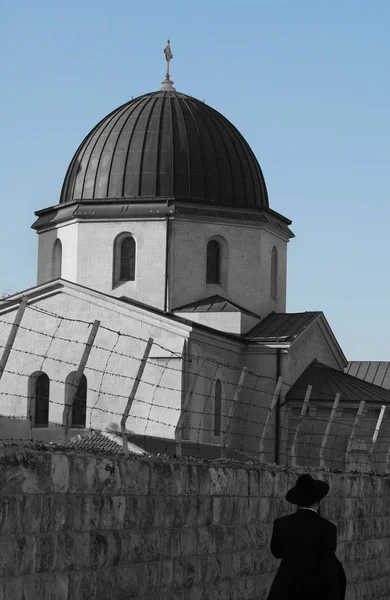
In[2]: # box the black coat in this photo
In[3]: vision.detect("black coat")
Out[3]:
[267,509,346,600]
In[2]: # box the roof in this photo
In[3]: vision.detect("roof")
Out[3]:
[68,431,145,455]
[2,280,337,353]
[173,295,261,319]
[345,362,390,389]
[286,360,390,405]
[125,433,254,460]
[0,280,243,344]
[68,430,253,461]
[247,311,321,340]
[59,90,269,210]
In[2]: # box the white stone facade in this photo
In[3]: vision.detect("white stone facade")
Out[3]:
[37,219,168,310]
[36,213,289,324]
[0,283,346,462]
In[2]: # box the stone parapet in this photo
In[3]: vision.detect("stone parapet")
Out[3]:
[0,446,389,599]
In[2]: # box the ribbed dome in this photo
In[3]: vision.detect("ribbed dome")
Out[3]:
[60,90,268,209]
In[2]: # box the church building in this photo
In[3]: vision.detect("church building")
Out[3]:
[1,47,388,468]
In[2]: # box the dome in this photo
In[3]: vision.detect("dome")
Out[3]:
[60,89,268,209]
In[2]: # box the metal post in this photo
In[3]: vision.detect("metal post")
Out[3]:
[345,400,365,466]
[221,367,248,457]
[319,393,340,469]
[175,358,206,458]
[368,404,386,464]
[290,385,312,467]
[63,320,100,442]
[0,296,28,383]
[121,337,154,457]
[259,377,283,461]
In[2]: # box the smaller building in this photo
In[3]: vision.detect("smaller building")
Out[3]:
[284,360,390,472]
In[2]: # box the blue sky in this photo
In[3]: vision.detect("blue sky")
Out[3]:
[1,0,389,359]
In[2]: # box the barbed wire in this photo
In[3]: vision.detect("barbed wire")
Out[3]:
[1,383,390,472]
[0,304,390,472]
[24,306,292,385]
[0,317,292,395]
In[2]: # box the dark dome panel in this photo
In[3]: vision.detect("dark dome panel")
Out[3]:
[60,91,269,209]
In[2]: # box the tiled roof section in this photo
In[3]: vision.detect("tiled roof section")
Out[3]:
[246,311,321,340]
[286,361,390,404]
[345,362,390,390]
[173,295,260,318]
[68,432,145,455]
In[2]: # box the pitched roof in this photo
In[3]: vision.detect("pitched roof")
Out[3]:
[0,279,243,343]
[68,431,146,455]
[345,362,390,389]
[286,360,390,404]
[173,295,260,318]
[246,311,321,340]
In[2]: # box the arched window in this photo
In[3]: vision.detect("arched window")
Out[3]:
[65,372,87,428]
[113,234,136,286]
[271,246,278,301]
[28,372,50,427]
[52,239,62,279]
[206,240,220,284]
[214,379,222,436]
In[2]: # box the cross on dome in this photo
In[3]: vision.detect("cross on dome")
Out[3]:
[161,39,176,91]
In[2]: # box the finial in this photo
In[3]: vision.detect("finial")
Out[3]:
[160,39,176,91]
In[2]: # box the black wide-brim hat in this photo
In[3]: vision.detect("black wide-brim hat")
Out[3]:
[286,474,330,505]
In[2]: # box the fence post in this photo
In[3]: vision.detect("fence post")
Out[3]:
[221,367,248,457]
[0,296,28,383]
[63,320,100,443]
[121,337,154,457]
[319,393,341,469]
[259,377,283,461]
[345,400,365,467]
[175,358,206,458]
[368,404,386,468]
[290,385,312,467]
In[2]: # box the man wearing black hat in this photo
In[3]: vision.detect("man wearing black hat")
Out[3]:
[266,474,346,600]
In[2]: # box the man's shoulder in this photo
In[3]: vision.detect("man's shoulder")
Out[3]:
[273,513,296,525]
[274,512,337,529]
[319,515,337,532]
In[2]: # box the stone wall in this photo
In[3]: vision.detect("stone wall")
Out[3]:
[0,445,389,600]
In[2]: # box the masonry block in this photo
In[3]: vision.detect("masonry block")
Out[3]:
[22,574,69,600]
[124,495,155,529]
[68,570,97,600]
[179,527,198,558]
[116,563,145,596]
[174,557,201,589]
[0,536,18,576]
[257,497,272,523]
[118,457,150,494]
[259,469,274,497]
[209,467,229,495]
[0,450,52,494]
[50,454,70,493]
[248,469,261,496]
[1,576,24,600]
[55,532,90,571]
[68,455,89,493]
[94,568,116,600]
[0,494,24,535]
